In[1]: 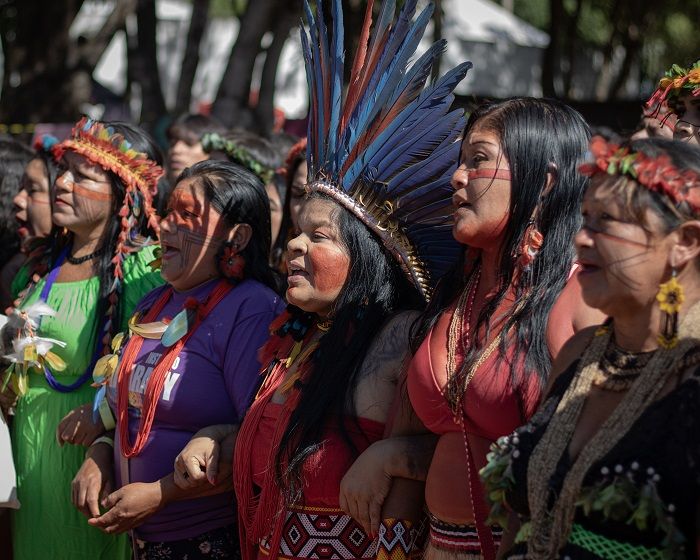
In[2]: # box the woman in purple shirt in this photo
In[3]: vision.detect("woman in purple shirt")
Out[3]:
[71,160,284,559]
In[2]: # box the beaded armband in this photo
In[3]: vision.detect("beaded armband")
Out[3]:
[377,518,414,560]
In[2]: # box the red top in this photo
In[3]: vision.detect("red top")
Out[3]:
[408,296,541,440]
[234,319,386,560]
[250,402,385,507]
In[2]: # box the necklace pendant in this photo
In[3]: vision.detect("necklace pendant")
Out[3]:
[161,307,196,347]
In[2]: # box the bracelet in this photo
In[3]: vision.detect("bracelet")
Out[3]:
[98,398,116,430]
[91,436,114,449]
[376,518,414,560]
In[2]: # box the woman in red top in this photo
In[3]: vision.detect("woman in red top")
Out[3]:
[340,97,605,559]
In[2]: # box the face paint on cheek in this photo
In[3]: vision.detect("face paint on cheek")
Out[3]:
[71,182,114,201]
[585,225,650,248]
[309,245,350,293]
[176,225,228,265]
[466,168,511,181]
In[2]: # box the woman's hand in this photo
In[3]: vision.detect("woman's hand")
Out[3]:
[72,441,114,518]
[340,439,395,537]
[88,482,164,534]
[173,424,237,489]
[174,435,220,488]
[56,403,105,446]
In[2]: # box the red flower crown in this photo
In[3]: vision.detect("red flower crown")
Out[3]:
[579,136,700,215]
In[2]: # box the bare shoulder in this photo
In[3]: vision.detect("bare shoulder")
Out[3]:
[358,310,421,383]
[544,325,598,396]
[353,310,421,422]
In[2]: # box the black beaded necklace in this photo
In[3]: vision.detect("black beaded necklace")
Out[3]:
[66,247,105,265]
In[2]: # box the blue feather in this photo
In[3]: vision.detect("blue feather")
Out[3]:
[343,62,471,189]
[327,0,344,176]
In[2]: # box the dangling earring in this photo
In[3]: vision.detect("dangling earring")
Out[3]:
[513,222,543,283]
[656,268,684,349]
[220,242,245,281]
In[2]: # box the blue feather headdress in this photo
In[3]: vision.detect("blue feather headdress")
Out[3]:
[301,0,472,299]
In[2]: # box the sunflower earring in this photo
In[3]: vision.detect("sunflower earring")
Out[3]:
[656,268,684,349]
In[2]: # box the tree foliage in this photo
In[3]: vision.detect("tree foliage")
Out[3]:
[512,0,700,100]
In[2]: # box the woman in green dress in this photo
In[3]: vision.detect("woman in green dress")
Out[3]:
[1,118,165,560]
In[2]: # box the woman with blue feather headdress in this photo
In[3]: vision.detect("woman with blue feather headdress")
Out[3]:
[173,0,472,559]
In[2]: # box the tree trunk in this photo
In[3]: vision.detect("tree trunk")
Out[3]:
[254,1,301,136]
[174,0,210,115]
[562,0,583,98]
[594,0,624,101]
[0,0,84,122]
[211,0,277,129]
[132,0,166,130]
[541,0,564,97]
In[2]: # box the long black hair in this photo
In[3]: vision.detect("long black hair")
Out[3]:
[0,137,34,264]
[276,192,423,503]
[176,159,279,293]
[272,143,306,270]
[413,97,591,395]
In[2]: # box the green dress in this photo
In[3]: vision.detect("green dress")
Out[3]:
[10,245,163,560]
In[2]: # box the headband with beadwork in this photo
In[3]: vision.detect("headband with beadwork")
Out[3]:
[579,135,700,215]
[54,117,162,349]
[301,0,470,300]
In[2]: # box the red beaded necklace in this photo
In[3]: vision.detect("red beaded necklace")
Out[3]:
[116,278,233,457]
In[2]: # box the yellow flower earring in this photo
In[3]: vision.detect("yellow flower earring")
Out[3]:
[656,268,684,349]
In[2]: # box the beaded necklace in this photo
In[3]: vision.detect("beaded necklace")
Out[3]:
[526,306,700,559]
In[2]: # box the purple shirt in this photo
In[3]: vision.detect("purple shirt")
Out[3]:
[108,278,284,541]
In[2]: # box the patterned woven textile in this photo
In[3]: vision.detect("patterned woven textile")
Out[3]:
[259,505,377,560]
[428,513,502,555]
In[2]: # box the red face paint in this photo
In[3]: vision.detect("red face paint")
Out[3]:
[72,182,113,201]
[308,243,350,293]
[464,168,512,181]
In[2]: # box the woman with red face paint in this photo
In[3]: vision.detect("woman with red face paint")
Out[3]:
[173,1,472,559]
[482,138,700,559]
[1,119,164,560]
[338,98,606,560]
[72,160,284,560]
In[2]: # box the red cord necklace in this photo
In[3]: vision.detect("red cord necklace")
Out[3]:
[117,278,233,457]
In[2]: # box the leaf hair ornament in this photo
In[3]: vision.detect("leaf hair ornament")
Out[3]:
[579,136,700,216]
[301,0,471,300]
[202,132,276,184]
[646,60,700,113]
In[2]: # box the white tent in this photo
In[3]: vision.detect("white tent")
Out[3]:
[423,0,549,97]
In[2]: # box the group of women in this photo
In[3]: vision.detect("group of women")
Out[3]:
[0,0,699,558]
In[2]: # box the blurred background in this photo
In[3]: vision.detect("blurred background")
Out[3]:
[1,0,699,142]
